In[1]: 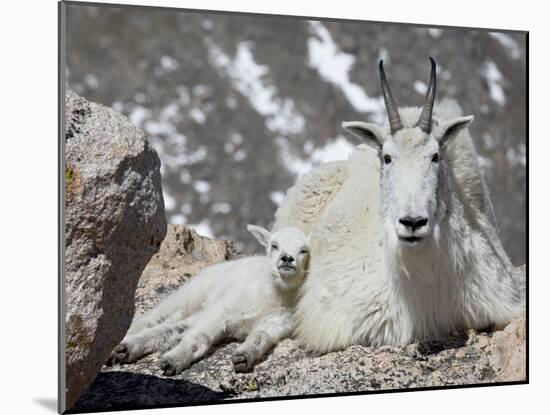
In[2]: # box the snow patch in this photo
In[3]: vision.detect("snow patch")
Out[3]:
[207,40,305,135]
[194,180,211,194]
[190,220,215,238]
[160,55,179,72]
[482,133,496,150]
[226,96,238,109]
[414,80,428,95]
[427,28,442,38]
[162,145,208,169]
[270,191,285,207]
[276,137,314,178]
[233,148,247,162]
[190,107,206,124]
[310,136,355,164]
[307,21,385,121]
[483,60,506,106]
[378,47,389,63]
[112,101,124,112]
[489,32,521,60]
[180,170,192,184]
[163,191,176,210]
[181,204,192,215]
[176,86,190,105]
[193,84,211,97]
[166,133,187,152]
[276,135,355,179]
[169,214,186,225]
[128,105,151,128]
[506,144,526,167]
[211,202,232,214]
[128,99,211,171]
[231,133,244,145]
[84,73,99,89]
[224,142,235,153]
[478,155,493,169]
[142,102,180,136]
[134,92,146,103]
[201,19,214,30]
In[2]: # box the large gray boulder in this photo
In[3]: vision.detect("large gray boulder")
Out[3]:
[72,228,526,412]
[64,88,167,410]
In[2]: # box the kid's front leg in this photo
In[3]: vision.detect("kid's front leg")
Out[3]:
[160,313,226,376]
[107,319,188,365]
[231,313,293,372]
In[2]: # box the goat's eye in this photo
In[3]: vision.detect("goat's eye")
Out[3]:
[383,154,392,164]
[271,244,279,251]
[300,249,309,255]
[431,153,439,163]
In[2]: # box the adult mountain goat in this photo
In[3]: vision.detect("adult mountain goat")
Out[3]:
[273,58,524,354]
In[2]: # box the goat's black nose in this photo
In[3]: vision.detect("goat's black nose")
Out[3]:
[281,254,295,263]
[399,216,428,232]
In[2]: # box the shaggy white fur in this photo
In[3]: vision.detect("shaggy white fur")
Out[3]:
[108,225,310,374]
[274,99,524,354]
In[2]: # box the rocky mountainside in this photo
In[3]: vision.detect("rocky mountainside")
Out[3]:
[65,4,527,264]
[73,224,526,413]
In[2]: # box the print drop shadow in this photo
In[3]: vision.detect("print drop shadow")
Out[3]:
[33,398,57,413]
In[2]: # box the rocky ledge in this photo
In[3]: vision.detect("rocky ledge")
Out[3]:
[73,224,526,413]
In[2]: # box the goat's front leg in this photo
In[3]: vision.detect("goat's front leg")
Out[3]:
[160,312,226,376]
[231,311,293,372]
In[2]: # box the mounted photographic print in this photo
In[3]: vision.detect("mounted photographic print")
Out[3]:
[59,1,528,413]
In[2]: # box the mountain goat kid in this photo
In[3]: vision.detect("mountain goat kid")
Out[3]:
[108,225,310,375]
[274,58,524,354]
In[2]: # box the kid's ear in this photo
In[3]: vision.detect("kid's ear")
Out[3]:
[436,115,474,147]
[342,121,386,150]
[246,224,272,248]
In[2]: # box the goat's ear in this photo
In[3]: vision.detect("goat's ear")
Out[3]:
[247,224,271,248]
[342,121,385,150]
[436,115,474,147]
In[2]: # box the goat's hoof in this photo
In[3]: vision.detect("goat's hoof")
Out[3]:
[231,351,253,372]
[160,357,181,376]
[106,344,129,366]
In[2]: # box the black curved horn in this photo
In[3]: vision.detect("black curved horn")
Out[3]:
[379,60,403,134]
[417,57,437,133]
